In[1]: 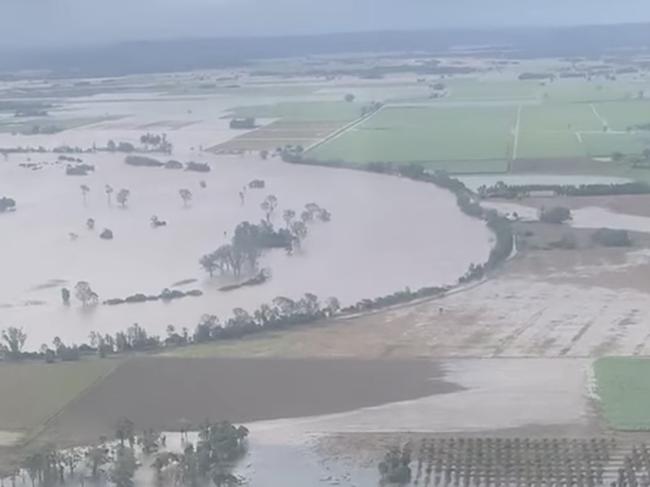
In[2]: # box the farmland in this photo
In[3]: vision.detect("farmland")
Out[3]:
[594,357,650,431]
[0,360,117,442]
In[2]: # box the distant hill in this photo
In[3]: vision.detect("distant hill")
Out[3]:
[2,23,650,77]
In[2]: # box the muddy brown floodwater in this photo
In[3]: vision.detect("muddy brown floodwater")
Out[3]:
[0,153,492,348]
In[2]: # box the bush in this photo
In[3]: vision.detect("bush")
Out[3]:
[539,206,572,224]
[125,155,163,167]
[185,161,211,172]
[164,159,183,169]
[592,228,632,247]
[0,197,16,212]
[100,228,114,240]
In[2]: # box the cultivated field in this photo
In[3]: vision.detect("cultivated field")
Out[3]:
[595,357,650,431]
[0,359,116,443]
[309,105,515,170]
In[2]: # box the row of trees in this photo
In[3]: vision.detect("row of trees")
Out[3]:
[80,184,130,207]
[477,181,650,200]
[124,155,210,172]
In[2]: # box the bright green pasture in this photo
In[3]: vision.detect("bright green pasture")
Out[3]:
[594,357,650,430]
[309,105,516,164]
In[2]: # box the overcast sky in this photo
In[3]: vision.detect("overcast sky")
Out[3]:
[3,0,650,48]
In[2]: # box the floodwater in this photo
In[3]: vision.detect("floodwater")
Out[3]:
[0,148,491,348]
[481,200,650,233]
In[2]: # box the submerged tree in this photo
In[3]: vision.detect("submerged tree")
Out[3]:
[74,281,98,306]
[110,446,137,487]
[179,188,193,207]
[282,209,296,228]
[115,417,135,448]
[61,287,71,305]
[105,184,114,206]
[260,195,278,222]
[116,188,131,208]
[80,184,90,205]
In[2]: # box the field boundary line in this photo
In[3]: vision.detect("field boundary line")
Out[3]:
[16,359,123,449]
[304,104,386,153]
[590,103,608,128]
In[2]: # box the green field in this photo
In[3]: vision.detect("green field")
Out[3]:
[594,357,650,430]
[309,105,516,165]
[0,359,117,433]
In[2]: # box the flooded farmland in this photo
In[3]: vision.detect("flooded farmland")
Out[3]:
[0,93,493,348]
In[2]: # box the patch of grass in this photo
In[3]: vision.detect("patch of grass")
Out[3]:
[594,357,650,430]
[445,79,540,101]
[309,105,516,165]
[594,100,650,131]
[0,359,117,432]
[516,130,586,159]
[583,132,650,157]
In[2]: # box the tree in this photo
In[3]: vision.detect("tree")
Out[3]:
[116,189,130,208]
[199,252,219,278]
[86,445,109,479]
[110,446,137,487]
[539,206,572,224]
[1,327,27,360]
[61,287,71,305]
[74,281,98,306]
[80,184,90,205]
[290,221,308,248]
[179,188,193,207]
[282,209,296,228]
[105,184,114,206]
[107,139,117,151]
[86,217,95,230]
[344,93,356,102]
[260,195,278,222]
[378,445,412,485]
[115,417,135,448]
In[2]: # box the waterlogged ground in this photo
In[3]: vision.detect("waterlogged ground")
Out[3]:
[0,91,492,348]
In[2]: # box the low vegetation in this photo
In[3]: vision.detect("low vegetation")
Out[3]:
[539,206,572,224]
[0,196,16,212]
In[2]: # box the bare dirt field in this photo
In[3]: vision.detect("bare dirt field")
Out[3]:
[39,356,453,446]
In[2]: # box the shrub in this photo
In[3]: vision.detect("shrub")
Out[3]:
[100,228,114,240]
[539,206,572,224]
[0,197,16,212]
[164,159,183,169]
[125,155,163,167]
[185,161,211,172]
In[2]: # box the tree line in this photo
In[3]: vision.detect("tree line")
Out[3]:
[478,181,650,200]
[3,418,248,487]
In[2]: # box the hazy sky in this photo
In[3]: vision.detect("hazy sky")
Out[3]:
[3,0,650,47]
